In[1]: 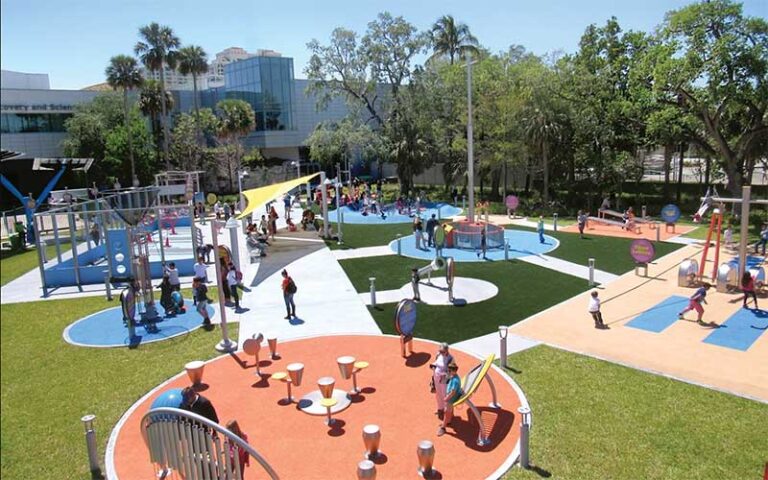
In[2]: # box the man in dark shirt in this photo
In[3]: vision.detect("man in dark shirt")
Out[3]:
[426,214,438,248]
[181,387,219,423]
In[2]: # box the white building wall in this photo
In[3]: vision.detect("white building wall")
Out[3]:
[1,70,50,90]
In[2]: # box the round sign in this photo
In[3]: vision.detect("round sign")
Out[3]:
[434,225,446,246]
[660,204,681,224]
[505,195,519,210]
[206,193,218,205]
[630,239,656,264]
[394,299,417,337]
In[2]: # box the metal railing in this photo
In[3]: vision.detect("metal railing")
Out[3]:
[140,407,279,480]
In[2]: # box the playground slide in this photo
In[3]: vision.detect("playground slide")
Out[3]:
[693,203,709,222]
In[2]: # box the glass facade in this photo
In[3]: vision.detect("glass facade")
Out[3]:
[219,56,295,131]
[1,113,72,133]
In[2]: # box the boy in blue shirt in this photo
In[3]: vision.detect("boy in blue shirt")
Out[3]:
[437,363,462,437]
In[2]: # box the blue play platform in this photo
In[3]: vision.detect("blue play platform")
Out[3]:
[388,229,558,262]
[63,299,214,348]
[703,308,768,351]
[328,202,462,224]
[625,295,690,333]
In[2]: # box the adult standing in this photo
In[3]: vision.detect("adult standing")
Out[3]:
[413,216,424,250]
[227,263,240,310]
[181,387,219,424]
[281,269,297,319]
[283,194,292,220]
[269,205,278,240]
[754,223,767,255]
[430,343,454,420]
[426,214,438,248]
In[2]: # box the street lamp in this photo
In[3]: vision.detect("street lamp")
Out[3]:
[291,160,310,206]
[237,169,249,213]
[335,163,343,245]
[498,325,508,369]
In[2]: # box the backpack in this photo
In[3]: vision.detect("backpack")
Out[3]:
[286,278,297,294]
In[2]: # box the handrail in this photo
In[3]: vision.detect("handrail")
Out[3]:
[140,407,279,480]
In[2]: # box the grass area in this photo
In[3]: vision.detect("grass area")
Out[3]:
[0,291,234,480]
[324,222,413,250]
[340,255,589,343]
[507,226,684,275]
[501,346,768,480]
[0,244,58,286]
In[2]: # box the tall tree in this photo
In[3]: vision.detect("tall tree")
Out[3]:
[644,0,768,195]
[177,45,209,161]
[105,54,143,185]
[427,15,480,65]
[134,22,180,171]
[138,79,174,161]
[522,105,564,204]
[216,99,255,192]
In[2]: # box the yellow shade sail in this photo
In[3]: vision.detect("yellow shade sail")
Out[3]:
[237,173,320,220]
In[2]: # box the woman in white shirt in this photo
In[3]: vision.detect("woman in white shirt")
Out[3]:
[431,343,454,419]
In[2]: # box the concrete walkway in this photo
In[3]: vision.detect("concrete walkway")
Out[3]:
[331,245,395,260]
[453,332,541,360]
[518,254,619,285]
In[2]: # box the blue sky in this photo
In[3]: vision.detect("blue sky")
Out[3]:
[1,0,765,90]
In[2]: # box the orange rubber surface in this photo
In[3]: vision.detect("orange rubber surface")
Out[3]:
[560,221,695,241]
[111,335,523,479]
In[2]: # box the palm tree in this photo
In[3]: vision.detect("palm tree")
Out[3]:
[428,15,480,65]
[138,80,175,162]
[134,22,180,171]
[216,99,255,192]
[523,107,563,204]
[105,55,143,185]
[177,45,209,161]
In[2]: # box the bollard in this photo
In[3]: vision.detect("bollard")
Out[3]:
[81,414,102,478]
[518,406,531,469]
[553,213,558,232]
[498,326,508,369]
[588,258,595,287]
[504,240,510,261]
[369,277,377,307]
[642,205,647,220]
[462,195,466,212]
[104,271,112,301]
[396,234,402,256]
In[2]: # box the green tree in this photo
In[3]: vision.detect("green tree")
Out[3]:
[216,99,255,192]
[644,0,768,195]
[170,109,219,171]
[138,79,174,161]
[306,117,382,168]
[134,22,180,170]
[177,45,209,155]
[427,15,480,65]
[105,54,143,185]
[104,116,157,185]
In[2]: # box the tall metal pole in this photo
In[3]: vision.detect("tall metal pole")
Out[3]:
[466,52,475,223]
[237,171,244,213]
[320,171,330,238]
[211,220,237,353]
[336,163,343,244]
[737,186,751,281]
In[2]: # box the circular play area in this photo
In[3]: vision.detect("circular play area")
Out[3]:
[328,202,462,224]
[63,299,213,348]
[107,335,527,479]
[391,228,559,262]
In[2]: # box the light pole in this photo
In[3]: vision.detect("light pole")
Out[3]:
[237,169,249,214]
[466,52,476,223]
[292,160,309,206]
[211,219,237,353]
[336,163,343,245]
[226,216,241,271]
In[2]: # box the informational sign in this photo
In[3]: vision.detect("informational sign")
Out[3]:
[660,204,681,224]
[394,299,417,336]
[206,193,218,205]
[434,225,446,246]
[630,239,656,264]
[505,195,519,210]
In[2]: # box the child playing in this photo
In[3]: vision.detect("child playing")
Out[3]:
[678,283,711,324]
[724,224,734,250]
[194,277,213,329]
[741,271,758,309]
[411,267,421,302]
[588,291,606,329]
[577,210,588,239]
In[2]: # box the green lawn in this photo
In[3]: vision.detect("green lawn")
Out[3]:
[340,255,589,343]
[0,244,58,286]
[0,291,234,480]
[508,226,683,275]
[324,222,414,250]
[502,346,768,480]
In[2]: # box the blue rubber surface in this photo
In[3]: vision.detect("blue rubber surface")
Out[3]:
[328,202,462,224]
[64,299,213,348]
[702,308,768,351]
[727,255,765,269]
[625,295,689,333]
[388,229,558,262]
